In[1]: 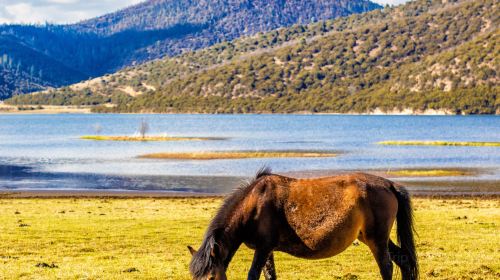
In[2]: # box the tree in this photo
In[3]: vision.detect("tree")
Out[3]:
[138,119,149,138]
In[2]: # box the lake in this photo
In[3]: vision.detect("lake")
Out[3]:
[0,114,499,195]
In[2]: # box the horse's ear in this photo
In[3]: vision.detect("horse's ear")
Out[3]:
[187,245,197,256]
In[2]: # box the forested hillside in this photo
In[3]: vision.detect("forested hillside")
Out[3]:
[0,30,89,99]
[11,0,497,114]
[0,0,379,99]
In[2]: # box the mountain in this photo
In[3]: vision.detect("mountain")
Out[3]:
[0,0,380,99]
[10,0,497,114]
[0,33,87,99]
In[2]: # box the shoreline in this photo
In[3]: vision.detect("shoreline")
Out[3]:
[1,165,498,198]
[0,189,221,199]
[0,102,91,114]
[1,189,498,199]
[2,111,499,116]
[2,102,498,115]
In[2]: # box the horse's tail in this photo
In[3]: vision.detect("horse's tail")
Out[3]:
[391,185,419,280]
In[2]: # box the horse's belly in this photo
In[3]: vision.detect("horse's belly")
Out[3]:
[276,236,359,260]
[308,226,361,259]
[278,206,364,259]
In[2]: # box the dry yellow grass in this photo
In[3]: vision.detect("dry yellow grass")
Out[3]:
[80,135,225,142]
[378,141,500,147]
[139,151,338,160]
[0,197,498,279]
[386,169,473,177]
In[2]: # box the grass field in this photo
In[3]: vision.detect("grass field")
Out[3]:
[0,198,498,279]
[377,141,500,147]
[139,151,338,160]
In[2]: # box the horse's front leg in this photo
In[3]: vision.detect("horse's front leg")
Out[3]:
[263,252,277,280]
[248,249,272,280]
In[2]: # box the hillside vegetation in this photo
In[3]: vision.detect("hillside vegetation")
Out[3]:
[0,0,379,98]
[0,32,88,99]
[9,0,498,114]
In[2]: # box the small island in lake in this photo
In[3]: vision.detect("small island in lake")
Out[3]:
[139,151,338,160]
[378,141,500,147]
[385,168,475,177]
[80,135,227,142]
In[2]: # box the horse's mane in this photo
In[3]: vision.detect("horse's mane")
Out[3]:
[189,167,272,278]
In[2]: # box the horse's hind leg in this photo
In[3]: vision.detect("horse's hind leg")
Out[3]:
[389,240,412,278]
[389,240,404,265]
[361,185,398,279]
[263,252,277,280]
[366,239,393,280]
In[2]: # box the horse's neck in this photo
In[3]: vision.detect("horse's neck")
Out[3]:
[222,236,240,267]
[219,213,245,267]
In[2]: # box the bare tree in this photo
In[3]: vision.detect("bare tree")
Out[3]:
[139,119,149,139]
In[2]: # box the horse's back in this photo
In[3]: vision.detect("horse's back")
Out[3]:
[285,172,392,203]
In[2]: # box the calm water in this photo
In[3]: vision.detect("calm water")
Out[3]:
[0,114,499,194]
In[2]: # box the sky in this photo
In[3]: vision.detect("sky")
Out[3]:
[0,0,410,25]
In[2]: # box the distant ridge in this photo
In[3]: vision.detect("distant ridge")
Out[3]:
[9,0,498,115]
[0,0,380,99]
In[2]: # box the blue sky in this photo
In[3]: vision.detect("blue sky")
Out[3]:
[0,0,410,24]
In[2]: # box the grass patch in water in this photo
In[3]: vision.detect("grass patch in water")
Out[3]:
[0,197,498,279]
[80,135,226,142]
[377,141,500,147]
[386,169,473,177]
[139,151,338,160]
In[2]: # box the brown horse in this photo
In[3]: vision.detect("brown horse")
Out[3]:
[188,168,418,280]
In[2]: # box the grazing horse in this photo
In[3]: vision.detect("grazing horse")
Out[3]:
[188,168,418,280]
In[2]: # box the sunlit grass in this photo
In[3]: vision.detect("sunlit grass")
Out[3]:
[80,135,226,141]
[139,151,338,160]
[386,169,473,177]
[378,141,500,147]
[0,198,498,279]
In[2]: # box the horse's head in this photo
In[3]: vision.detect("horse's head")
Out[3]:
[188,243,227,280]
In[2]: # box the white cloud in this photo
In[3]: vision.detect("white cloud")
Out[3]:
[0,0,143,24]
